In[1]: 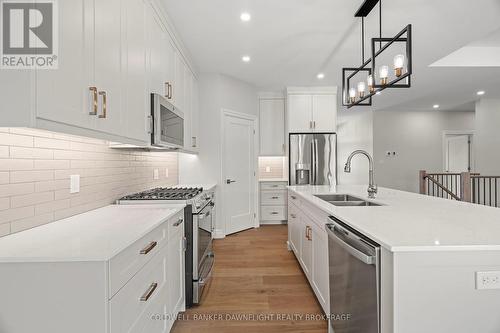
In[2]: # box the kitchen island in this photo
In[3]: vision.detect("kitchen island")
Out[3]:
[287,185,500,333]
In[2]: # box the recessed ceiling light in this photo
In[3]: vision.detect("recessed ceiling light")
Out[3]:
[477,90,485,96]
[240,12,251,22]
[317,73,325,80]
[242,55,251,63]
[433,104,440,109]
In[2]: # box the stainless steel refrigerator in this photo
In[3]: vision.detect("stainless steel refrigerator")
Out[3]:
[289,133,337,186]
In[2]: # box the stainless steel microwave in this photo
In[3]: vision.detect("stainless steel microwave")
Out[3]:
[150,93,184,149]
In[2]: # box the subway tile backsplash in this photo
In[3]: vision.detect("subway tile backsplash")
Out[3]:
[0,128,178,237]
[258,156,287,180]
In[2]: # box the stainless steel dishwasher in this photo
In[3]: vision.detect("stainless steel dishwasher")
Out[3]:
[326,216,381,333]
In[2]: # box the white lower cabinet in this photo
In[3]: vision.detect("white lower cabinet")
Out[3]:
[288,191,330,314]
[260,181,288,224]
[0,210,185,333]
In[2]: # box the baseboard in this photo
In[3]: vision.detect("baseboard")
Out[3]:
[213,229,226,239]
[260,220,288,225]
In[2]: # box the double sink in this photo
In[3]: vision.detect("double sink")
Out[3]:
[314,194,382,207]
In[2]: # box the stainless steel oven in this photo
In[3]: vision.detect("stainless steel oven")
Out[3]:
[150,93,184,149]
[326,216,381,333]
[192,198,215,304]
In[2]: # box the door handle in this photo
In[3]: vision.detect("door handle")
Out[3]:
[226,179,236,184]
[98,91,107,119]
[89,87,98,115]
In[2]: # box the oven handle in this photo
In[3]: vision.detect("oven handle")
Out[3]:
[199,254,215,287]
[326,223,376,265]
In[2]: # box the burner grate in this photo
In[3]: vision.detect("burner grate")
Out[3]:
[120,187,203,201]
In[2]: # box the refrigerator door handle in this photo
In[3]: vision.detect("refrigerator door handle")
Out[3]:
[314,139,319,184]
[310,140,315,185]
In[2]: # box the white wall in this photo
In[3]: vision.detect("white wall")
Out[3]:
[373,110,475,193]
[337,109,374,185]
[474,98,500,175]
[178,74,258,237]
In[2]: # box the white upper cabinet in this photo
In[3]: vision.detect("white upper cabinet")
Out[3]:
[122,0,148,142]
[191,79,200,152]
[259,98,285,156]
[183,67,193,151]
[312,94,337,132]
[286,87,338,133]
[93,0,124,137]
[35,0,94,130]
[0,0,199,149]
[287,94,312,133]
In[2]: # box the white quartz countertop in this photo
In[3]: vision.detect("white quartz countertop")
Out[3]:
[288,185,500,252]
[0,204,185,262]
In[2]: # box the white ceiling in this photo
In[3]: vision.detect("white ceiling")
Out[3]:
[162,0,500,111]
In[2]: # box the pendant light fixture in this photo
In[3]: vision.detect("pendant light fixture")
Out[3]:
[342,0,412,108]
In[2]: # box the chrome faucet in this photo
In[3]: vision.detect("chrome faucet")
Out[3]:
[344,150,378,199]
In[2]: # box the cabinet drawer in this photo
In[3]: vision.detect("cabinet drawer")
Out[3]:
[260,206,287,221]
[109,223,167,298]
[261,182,287,191]
[261,190,287,205]
[110,248,167,333]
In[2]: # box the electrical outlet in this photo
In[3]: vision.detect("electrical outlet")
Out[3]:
[476,271,500,290]
[153,169,159,180]
[165,168,169,178]
[265,166,271,173]
[70,175,80,194]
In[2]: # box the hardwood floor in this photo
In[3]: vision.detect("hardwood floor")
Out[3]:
[171,225,328,333]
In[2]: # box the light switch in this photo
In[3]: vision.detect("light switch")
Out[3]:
[70,175,80,194]
[165,168,169,178]
[153,169,159,180]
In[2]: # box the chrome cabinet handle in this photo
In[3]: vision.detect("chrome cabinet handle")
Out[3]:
[173,218,184,227]
[226,179,236,184]
[140,241,157,255]
[169,83,173,99]
[271,196,279,199]
[271,212,279,215]
[89,87,98,115]
[192,136,197,148]
[290,214,297,218]
[139,282,158,302]
[98,91,107,119]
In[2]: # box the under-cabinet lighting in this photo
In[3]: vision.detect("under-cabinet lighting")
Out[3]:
[477,91,485,96]
[242,55,251,63]
[433,104,440,109]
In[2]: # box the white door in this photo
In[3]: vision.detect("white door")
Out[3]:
[312,94,337,132]
[35,0,94,129]
[445,135,471,172]
[288,95,313,132]
[259,99,285,156]
[223,113,256,235]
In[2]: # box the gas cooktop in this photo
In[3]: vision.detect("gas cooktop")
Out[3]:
[119,187,203,201]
